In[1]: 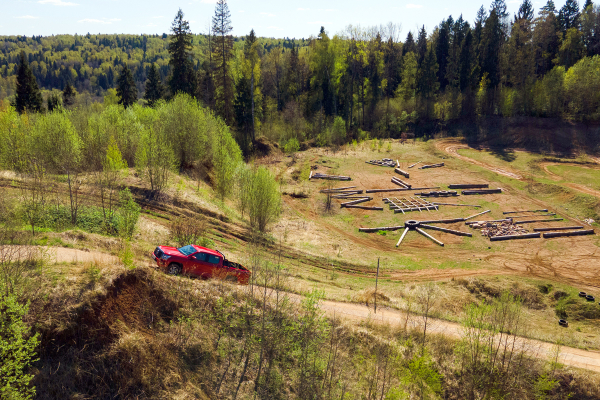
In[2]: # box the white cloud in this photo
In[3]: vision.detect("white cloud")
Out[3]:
[14,15,39,19]
[406,4,423,9]
[39,0,78,5]
[260,12,275,17]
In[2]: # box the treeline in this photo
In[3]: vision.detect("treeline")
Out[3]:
[6,0,600,153]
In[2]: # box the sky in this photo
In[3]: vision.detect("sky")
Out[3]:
[2,0,573,39]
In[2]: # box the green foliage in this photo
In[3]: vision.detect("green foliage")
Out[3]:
[0,293,39,400]
[283,137,300,154]
[237,165,281,232]
[15,52,42,114]
[404,350,443,399]
[116,64,138,108]
[117,188,141,240]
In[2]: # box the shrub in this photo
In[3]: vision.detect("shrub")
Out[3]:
[169,215,209,247]
[237,166,281,232]
[0,293,39,400]
[117,188,141,240]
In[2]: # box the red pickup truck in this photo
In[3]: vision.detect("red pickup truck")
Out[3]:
[151,244,251,284]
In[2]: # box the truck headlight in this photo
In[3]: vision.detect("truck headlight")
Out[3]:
[160,255,171,261]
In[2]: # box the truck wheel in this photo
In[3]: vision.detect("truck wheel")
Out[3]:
[167,263,182,276]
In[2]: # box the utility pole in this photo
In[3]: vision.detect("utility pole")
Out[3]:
[374,257,380,314]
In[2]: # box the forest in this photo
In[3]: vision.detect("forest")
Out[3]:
[3,0,600,154]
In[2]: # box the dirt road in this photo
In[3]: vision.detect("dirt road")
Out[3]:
[290,295,600,373]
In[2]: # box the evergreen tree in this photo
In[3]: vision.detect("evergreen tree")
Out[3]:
[212,0,235,124]
[481,9,503,88]
[403,31,417,56]
[541,0,557,14]
[15,51,43,113]
[62,82,76,107]
[144,64,164,106]
[47,93,62,112]
[583,0,593,10]
[168,9,196,97]
[116,64,138,108]
[244,29,259,141]
[517,0,535,24]
[416,26,428,66]
[459,30,475,92]
[559,0,581,32]
[234,75,252,155]
[436,18,451,90]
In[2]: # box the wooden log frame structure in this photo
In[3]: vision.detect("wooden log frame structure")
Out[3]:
[534,226,584,232]
[360,218,471,248]
[384,197,439,214]
[490,233,541,241]
[395,168,410,179]
[448,184,490,189]
[543,230,595,238]
[462,189,503,195]
[419,163,445,170]
[309,171,352,181]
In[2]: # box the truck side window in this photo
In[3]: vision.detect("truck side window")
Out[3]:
[206,254,220,264]
[192,253,207,262]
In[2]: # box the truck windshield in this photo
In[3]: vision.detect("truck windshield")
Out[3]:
[178,245,196,256]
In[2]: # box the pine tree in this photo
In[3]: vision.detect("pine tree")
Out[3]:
[212,0,235,124]
[168,9,196,97]
[403,32,417,56]
[116,64,138,108]
[144,64,164,106]
[583,0,593,10]
[15,51,43,113]
[541,0,557,14]
[62,82,76,107]
[559,0,581,32]
[244,29,258,141]
[234,75,252,155]
[416,26,428,66]
[47,93,62,112]
[436,18,451,90]
[517,0,535,24]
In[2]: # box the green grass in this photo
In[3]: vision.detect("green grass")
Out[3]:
[547,164,600,190]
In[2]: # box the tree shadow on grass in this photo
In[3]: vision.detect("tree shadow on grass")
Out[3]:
[489,147,517,162]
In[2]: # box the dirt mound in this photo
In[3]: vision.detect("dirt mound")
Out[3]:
[253,136,281,157]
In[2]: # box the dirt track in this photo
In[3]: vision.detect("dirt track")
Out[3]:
[285,294,600,373]
[436,139,600,199]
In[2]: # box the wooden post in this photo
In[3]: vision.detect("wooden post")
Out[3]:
[375,258,379,314]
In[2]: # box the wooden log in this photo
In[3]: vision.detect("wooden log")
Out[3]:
[416,228,444,246]
[466,219,511,225]
[366,187,441,193]
[420,224,473,237]
[543,230,595,238]
[395,168,410,179]
[510,213,556,218]
[448,184,490,189]
[309,170,313,180]
[420,218,465,224]
[327,190,363,196]
[432,202,481,207]
[391,179,408,188]
[341,197,372,207]
[534,226,585,232]
[418,191,458,197]
[359,225,405,233]
[490,233,541,241]
[344,205,384,211]
[516,219,564,224]
[419,163,445,169]
[408,161,421,169]
[503,209,548,214]
[464,210,492,221]
[462,189,503,195]
[396,227,410,247]
[320,186,357,193]
[331,195,369,199]
[392,177,412,188]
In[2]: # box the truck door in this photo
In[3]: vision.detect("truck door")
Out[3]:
[191,252,222,278]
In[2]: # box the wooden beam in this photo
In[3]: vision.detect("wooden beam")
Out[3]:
[395,168,410,179]
[490,233,541,241]
[344,205,384,211]
[366,187,440,193]
[464,210,492,221]
[340,197,372,207]
[416,228,444,246]
[396,228,410,247]
[408,161,422,169]
[359,225,405,233]
[503,209,548,214]
[420,224,473,237]
[448,184,490,189]
[462,189,503,195]
[542,230,595,238]
[534,226,585,232]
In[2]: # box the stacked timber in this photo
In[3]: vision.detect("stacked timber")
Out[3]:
[468,219,530,238]
[391,176,412,188]
[448,184,489,189]
[310,171,351,181]
[462,189,503,195]
[418,191,458,197]
[419,163,445,170]
[366,158,396,167]
[395,168,410,178]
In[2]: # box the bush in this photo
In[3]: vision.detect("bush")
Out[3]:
[237,166,281,232]
[169,215,208,247]
[0,293,39,400]
[117,188,141,240]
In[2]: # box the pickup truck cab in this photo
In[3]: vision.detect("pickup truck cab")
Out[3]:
[151,244,251,284]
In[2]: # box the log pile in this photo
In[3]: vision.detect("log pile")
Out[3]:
[418,191,459,197]
[469,219,529,238]
[419,163,445,170]
[366,158,396,167]
[310,171,351,181]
